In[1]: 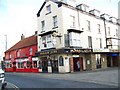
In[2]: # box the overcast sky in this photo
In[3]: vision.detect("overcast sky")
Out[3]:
[0,0,119,59]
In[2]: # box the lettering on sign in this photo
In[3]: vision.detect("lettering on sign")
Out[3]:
[40,50,58,55]
[70,49,92,53]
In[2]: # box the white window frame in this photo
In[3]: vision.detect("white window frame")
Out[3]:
[97,24,101,33]
[69,32,81,47]
[41,35,54,49]
[86,20,91,31]
[88,36,92,48]
[116,29,118,37]
[29,48,33,55]
[99,38,102,48]
[41,20,45,32]
[17,62,24,69]
[32,61,37,68]
[46,5,51,14]
[53,16,58,28]
[41,36,47,49]
[5,62,12,68]
[70,15,75,28]
[108,27,111,36]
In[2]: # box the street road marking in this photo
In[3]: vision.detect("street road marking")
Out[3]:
[7,82,20,90]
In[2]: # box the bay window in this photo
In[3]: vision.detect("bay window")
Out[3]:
[69,32,81,47]
[41,35,54,49]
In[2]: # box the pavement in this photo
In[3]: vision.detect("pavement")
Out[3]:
[5,67,119,89]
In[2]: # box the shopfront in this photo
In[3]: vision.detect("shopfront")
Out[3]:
[36,48,93,73]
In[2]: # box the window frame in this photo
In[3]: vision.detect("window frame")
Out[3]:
[41,20,45,32]
[53,15,58,28]
[86,20,91,31]
[97,24,101,34]
[70,15,75,28]
[88,36,92,48]
[46,5,51,14]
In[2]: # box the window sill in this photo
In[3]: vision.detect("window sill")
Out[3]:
[52,26,58,29]
[41,31,45,33]
[46,12,51,15]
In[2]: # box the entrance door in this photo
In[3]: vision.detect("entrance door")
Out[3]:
[107,56,111,67]
[52,60,58,73]
[42,60,48,73]
[13,62,16,72]
[73,57,83,71]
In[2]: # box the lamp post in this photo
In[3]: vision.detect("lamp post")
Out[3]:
[4,35,7,51]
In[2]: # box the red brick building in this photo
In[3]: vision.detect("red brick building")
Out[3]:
[4,35,39,73]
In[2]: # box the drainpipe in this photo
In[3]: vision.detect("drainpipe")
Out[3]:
[100,14,108,48]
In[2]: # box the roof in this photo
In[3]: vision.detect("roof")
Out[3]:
[5,35,37,52]
[37,0,61,17]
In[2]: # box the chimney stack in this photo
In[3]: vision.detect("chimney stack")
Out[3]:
[21,34,25,40]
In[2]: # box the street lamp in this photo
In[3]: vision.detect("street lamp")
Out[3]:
[4,35,7,51]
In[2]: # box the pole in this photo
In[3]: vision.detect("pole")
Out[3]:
[4,35,7,51]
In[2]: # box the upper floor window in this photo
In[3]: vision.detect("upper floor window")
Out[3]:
[53,16,58,28]
[46,5,51,14]
[86,20,91,31]
[70,15,75,28]
[116,29,118,37]
[69,32,81,47]
[41,20,45,32]
[17,51,20,57]
[88,36,92,48]
[42,36,46,48]
[97,24,101,33]
[41,35,54,49]
[10,54,12,58]
[99,38,102,48]
[108,27,111,36]
[47,35,52,48]
[29,48,33,55]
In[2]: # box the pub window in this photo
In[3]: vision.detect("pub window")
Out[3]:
[42,36,47,48]
[59,56,64,66]
[5,62,11,68]
[17,62,24,68]
[26,61,30,68]
[33,61,37,68]
[38,61,42,69]
[48,60,51,66]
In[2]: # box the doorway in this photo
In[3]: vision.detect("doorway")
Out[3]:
[13,62,16,72]
[73,57,83,71]
[52,60,58,73]
[42,59,48,73]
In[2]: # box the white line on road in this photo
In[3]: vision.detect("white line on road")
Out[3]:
[7,82,20,90]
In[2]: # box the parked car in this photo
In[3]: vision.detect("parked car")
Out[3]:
[0,61,7,90]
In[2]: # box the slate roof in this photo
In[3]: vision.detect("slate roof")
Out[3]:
[5,35,37,52]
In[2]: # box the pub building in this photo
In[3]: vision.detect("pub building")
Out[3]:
[36,48,111,73]
[36,0,119,73]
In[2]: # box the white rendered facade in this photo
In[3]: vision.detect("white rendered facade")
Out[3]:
[36,0,119,73]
